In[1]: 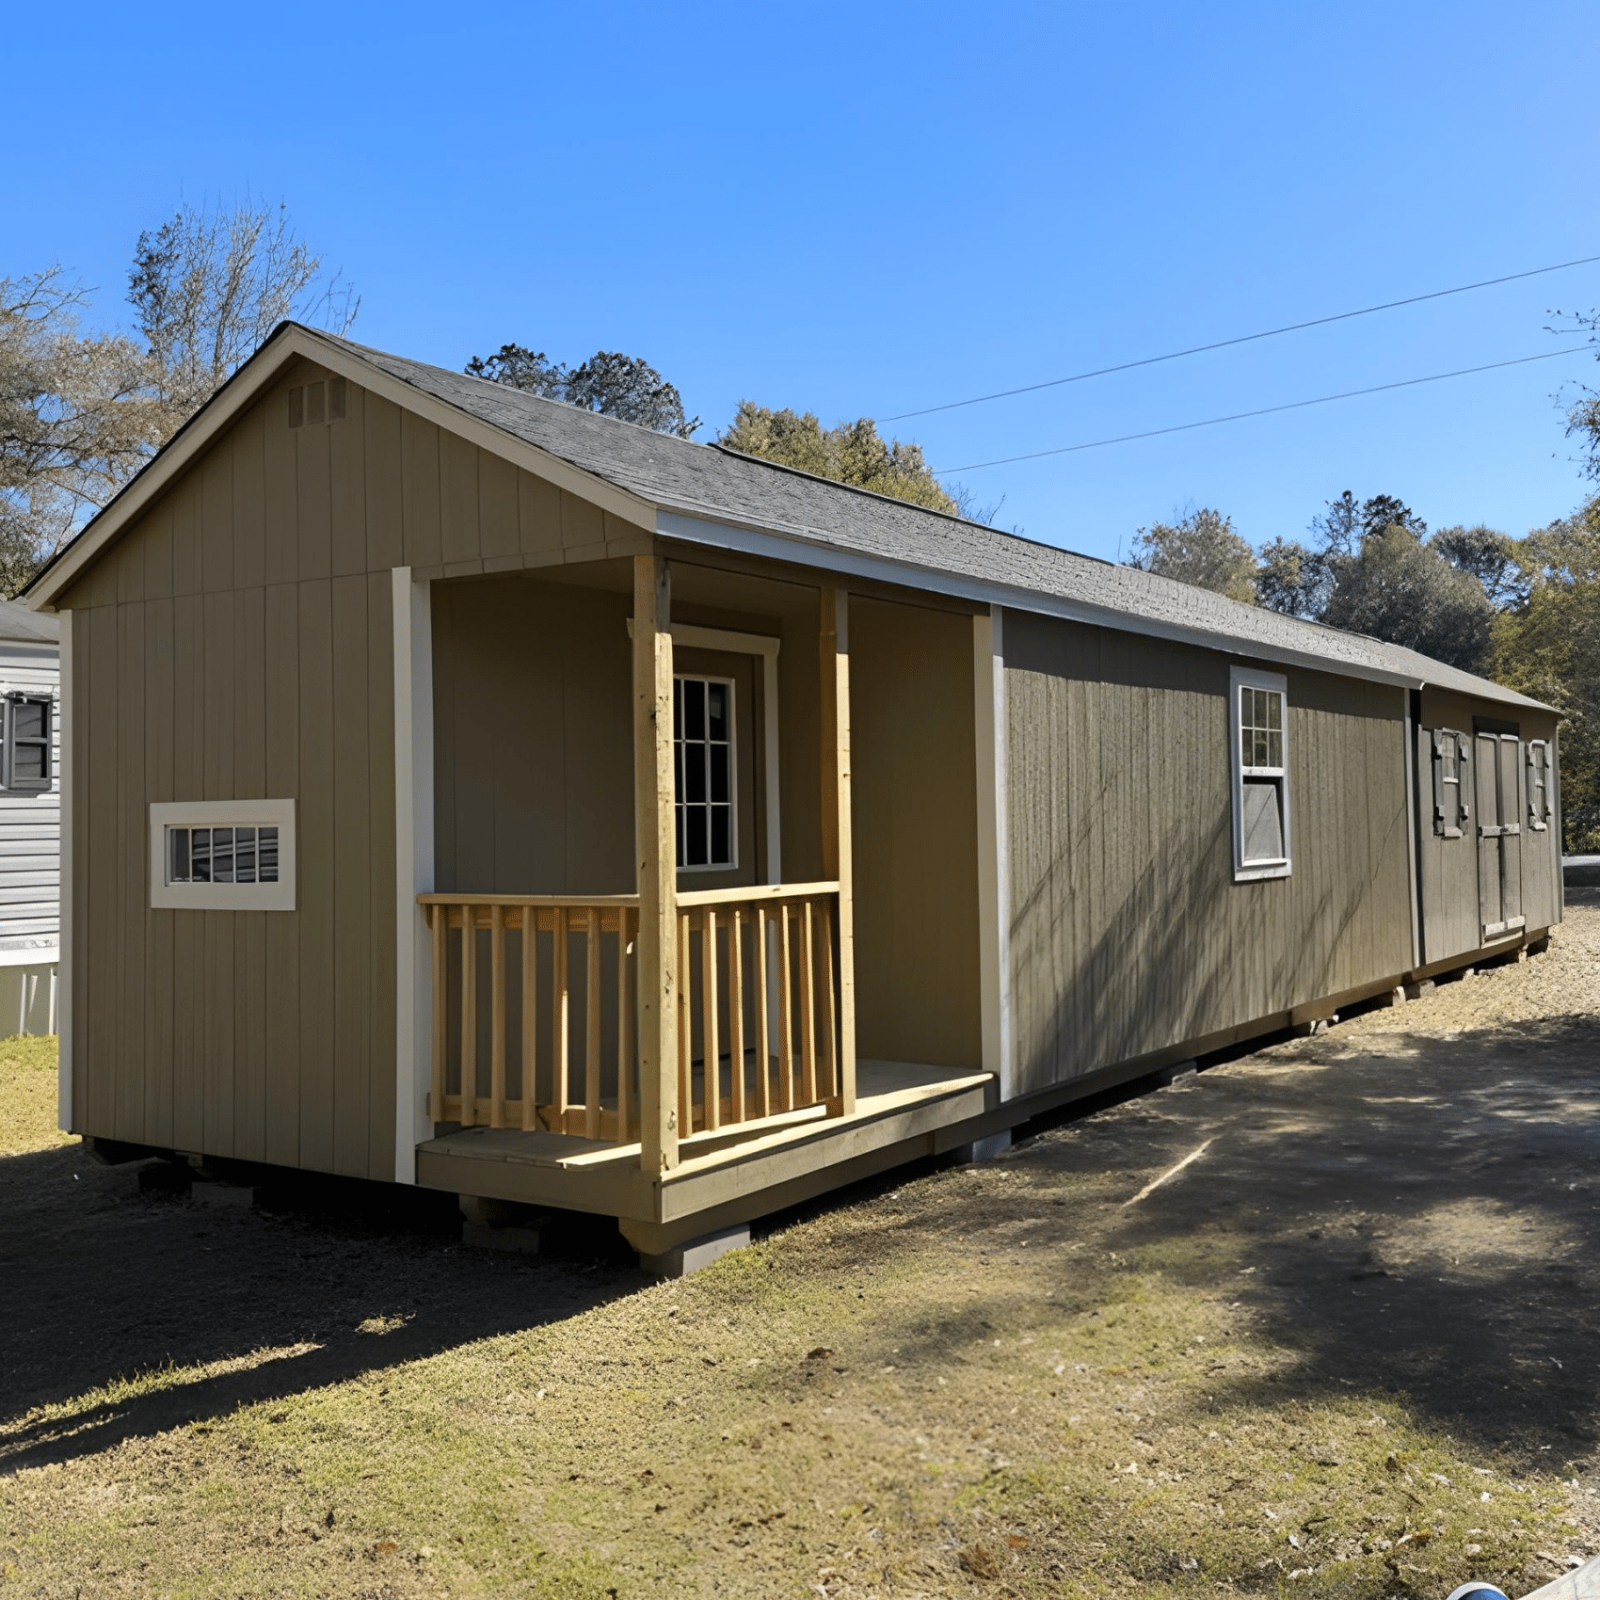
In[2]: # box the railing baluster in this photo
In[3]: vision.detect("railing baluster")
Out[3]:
[678,910,693,1132]
[703,907,720,1131]
[460,905,478,1127]
[800,898,817,1105]
[777,904,794,1112]
[585,908,602,1140]
[618,907,633,1141]
[729,908,745,1125]
[520,907,538,1131]
[430,903,447,1121]
[490,903,506,1128]
[552,906,569,1131]
[754,905,770,1119]
[818,900,838,1104]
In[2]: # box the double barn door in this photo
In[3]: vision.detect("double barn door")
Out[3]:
[1473,732,1525,942]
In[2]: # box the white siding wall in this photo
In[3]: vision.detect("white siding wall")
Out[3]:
[0,639,61,1035]
[0,642,61,949]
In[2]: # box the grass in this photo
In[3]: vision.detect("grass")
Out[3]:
[2,1028,1596,1597]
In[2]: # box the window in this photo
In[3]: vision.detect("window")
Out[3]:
[2,694,52,792]
[1527,740,1552,831]
[1431,728,1470,838]
[675,674,735,871]
[149,799,296,910]
[287,377,347,428]
[1230,666,1291,880]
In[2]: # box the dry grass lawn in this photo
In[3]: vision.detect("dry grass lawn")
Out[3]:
[3,905,1599,1597]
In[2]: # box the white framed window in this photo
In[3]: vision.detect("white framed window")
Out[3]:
[1229,665,1291,881]
[1527,739,1552,831]
[2,693,53,793]
[674,674,736,871]
[149,799,296,910]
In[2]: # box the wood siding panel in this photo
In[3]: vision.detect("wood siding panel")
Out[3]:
[263,583,301,1166]
[849,597,982,1070]
[297,578,336,1171]
[1004,613,1414,1096]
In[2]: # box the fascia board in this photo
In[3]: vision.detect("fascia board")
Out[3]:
[656,508,1432,697]
[29,327,656,611]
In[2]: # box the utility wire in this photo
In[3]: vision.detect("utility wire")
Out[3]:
[884,253,1600,422]
[933,346,1593,475]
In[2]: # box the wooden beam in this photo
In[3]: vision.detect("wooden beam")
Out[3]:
[634,554,679,1174]
[819,587,857,1117]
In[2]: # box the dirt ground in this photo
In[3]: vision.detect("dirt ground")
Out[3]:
[3,896,1599,1599]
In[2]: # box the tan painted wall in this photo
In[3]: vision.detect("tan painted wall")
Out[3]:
[1004,613,1416,1097]
[1416,687,1562,962]
[849,597,982,1070]
[58,358,645,1179]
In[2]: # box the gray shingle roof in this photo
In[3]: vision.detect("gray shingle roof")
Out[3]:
[0,598,59,646]
[321,329,1543,711]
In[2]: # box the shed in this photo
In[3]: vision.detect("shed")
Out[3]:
[25,323,1561,1266]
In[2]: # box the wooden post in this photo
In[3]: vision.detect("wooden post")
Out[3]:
[634,555,679,1174]
[819,587,857,1116]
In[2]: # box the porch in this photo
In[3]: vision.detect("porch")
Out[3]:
[404,550,995,1237]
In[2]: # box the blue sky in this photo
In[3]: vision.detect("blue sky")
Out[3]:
[9,1,1599,562]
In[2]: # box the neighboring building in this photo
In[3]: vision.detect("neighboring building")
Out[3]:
[0,600,59,1037]
[25,324,1562,1269]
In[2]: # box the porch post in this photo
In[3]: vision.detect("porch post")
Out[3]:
[634,554,679,1174]
[819,587,857,1116]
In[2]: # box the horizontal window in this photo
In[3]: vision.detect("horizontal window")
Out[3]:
[149,800,295,910]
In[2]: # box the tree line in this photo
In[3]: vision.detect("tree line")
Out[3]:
[1127,487,1600,851]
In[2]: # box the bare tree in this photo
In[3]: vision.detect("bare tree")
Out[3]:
[0,269,159,592]
[129,197,359,427]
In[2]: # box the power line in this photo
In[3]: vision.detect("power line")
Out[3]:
[933,346,1593,475]
[883,253,1600,422]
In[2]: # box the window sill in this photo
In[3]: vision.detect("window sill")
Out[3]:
[1234,861,1292,883]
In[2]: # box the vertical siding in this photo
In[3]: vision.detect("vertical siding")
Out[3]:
[1004,613,1416,1096]
[849,597,982,1070]
[58,354,644,1171]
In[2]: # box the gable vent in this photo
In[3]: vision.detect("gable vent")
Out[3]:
[288,377,349,428]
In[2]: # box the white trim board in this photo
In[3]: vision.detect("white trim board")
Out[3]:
[56,609,71,1130]
[972,608,1012,1099]
[626,617,783,885]
[393,569,435,1184]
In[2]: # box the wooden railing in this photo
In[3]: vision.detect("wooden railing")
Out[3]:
[420,882,844,1147]
[675,882,844,1135]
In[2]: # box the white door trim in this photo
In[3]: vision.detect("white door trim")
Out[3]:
[973,607,1012,1099]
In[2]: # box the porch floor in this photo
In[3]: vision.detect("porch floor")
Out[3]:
[415,1059,996,1236]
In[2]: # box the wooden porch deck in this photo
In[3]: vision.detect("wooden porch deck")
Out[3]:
[415,1059,995,1249]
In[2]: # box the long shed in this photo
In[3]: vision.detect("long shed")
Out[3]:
[25,323,1562,1265]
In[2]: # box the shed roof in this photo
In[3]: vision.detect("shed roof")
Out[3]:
[27,322,1546,711]
[0,598,59,647]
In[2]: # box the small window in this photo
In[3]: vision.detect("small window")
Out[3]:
[2,694,52,792]
[1431,728,1470,838]
[149,800,295,910]
[1230,666,1290,881]
[675,674,735,871]
[1527,740,1552,831]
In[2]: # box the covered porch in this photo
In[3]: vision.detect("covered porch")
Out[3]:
[401,549,996,1245]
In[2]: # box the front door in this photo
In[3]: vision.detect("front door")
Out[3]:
[1475,732,1525,941]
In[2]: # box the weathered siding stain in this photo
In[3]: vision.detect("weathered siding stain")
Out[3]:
[58,357,645,1178]
[1004,611,1415,1095]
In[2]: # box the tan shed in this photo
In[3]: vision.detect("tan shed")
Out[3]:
[26,323,1563,1269]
